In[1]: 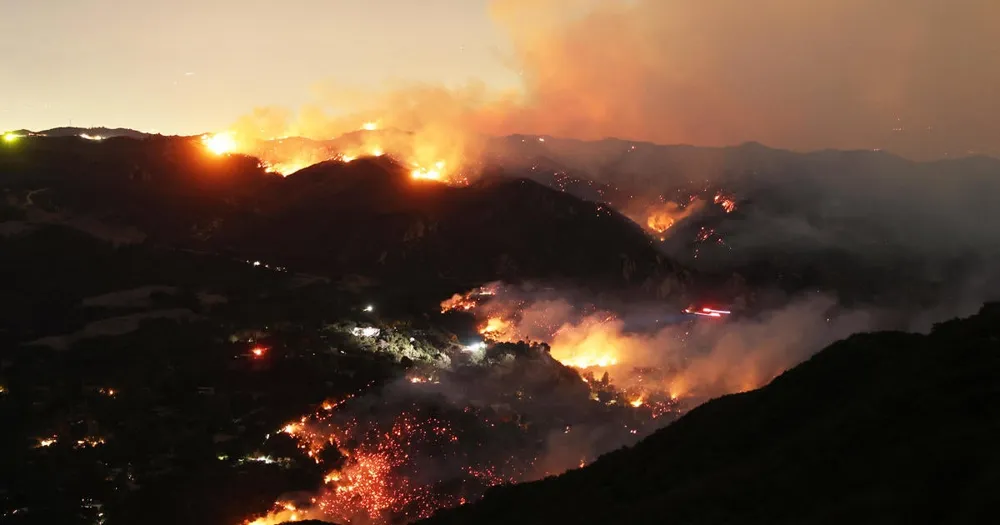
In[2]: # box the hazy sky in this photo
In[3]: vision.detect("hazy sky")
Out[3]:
[0,0,514,133]
[2,0,997,159]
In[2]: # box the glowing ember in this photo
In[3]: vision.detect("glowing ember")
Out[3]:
[79,133,104,141]
[75,436,106,448]
[36,436,58,448]
[98,387,117,397]
[252,346,267,357]
[202,132,238,155]
[630,397,644,408]
[714,192,737,213]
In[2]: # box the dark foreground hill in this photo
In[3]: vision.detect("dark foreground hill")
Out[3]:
[420,303,1000,525]
[0,136,687,296]
[219,157,684,290]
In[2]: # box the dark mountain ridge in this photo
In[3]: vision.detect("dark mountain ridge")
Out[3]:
[421,302,1000,525]
[1,136,685,297]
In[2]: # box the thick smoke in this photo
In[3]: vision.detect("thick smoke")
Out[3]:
[457,280,1000,402]
[487,0,1000,160]
[228,0,999,162]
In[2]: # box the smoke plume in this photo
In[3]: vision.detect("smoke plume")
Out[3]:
[486,0,1000,159]
[231,0,999,161]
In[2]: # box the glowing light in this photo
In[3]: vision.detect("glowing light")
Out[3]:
[341,154,356,163]
[252,346,267,357]
[3,132,22,143]
[479,317,510,337]
[411,167,442,181]
[363,305,375,313]
[370,147,384,157]
[79,133,104,141]
[75,436,106,448]
[361,121,378,131]
[265,161,310,176]
[647,213,675,234]
[351,327,381,338]
[201,132,237,155]
[630,397,644,408]
[463,341,487,353]
[714,193,737,213]
[36,436,58,448]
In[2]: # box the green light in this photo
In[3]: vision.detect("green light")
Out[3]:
[2,132,21,144]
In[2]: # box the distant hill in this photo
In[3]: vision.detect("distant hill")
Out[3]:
[36,127,154,139]
[489,135,1000,306]
[421,302,1000,525]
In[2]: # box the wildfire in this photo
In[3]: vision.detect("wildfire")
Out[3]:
[410,160,447,181]
[248,405,516,525]
[479,317,510,338]
[646,213,675,234]
[362,121,378,131]
[440,283,501,313]
[202,132,238,155]
[714,192,737,213]
[639,199,705,239]
[35,436,58,448]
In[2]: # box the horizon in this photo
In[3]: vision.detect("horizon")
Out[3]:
[8,125,999,163]
[3,1,998,161]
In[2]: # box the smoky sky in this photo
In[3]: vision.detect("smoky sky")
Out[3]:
[486,0,1000,159]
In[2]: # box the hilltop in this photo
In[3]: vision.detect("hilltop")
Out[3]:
[0,135,687,300]
[421,303,1000,525]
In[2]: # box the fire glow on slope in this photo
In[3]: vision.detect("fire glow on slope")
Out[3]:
[203,119,472,182]
[438,282,845,403]
[242,381,664,525]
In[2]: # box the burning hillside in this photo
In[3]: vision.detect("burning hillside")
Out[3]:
[439,282,881,402]
[241,337,679,525]
[199,124,468,183]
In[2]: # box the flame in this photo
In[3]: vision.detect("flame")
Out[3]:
[411,160,447,181]
[202,132,238,155]
[629,397,644,408]
[479,317,510,338]
[637,199,705,238]
[646,212,675,234]
[713,192,737,213]
[265,161,310,176]
[361,121,378,131]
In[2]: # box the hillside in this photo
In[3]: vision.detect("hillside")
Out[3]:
[220,157,682,289]
[0,136,686,296]
[421,303,1000,525]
